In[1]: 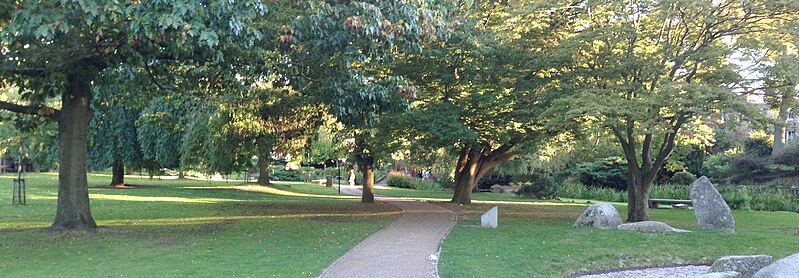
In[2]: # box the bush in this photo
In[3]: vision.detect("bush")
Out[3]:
[386,171,442,191]
[650,184,690,200]
[720,189,752,210]
[730,155,769,177]
[703,152,740,177]
[514,174,558,199]
[476,172,511,189]
[670,171,697,185]
[571,157,628,190]
[744,137,772,158]
[772,142,799,168]
[414,180,442,191]
[269,168,304,182]
[386,171,415,189]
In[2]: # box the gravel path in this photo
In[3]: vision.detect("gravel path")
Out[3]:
[320,186,457,278]
[577,265,710,278]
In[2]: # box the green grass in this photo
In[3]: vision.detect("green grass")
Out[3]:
[0,173,399,277]
[436,202,799,277]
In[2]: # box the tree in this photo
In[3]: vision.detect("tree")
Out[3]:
[552,0,798,221]
[288,0,450,203]
[0,1,266,230]
[89,69,148,186]
[385,0,577,204]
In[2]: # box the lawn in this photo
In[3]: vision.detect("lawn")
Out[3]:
[372,185,798,277]
[2,176,797,277]
[0,173,400,277]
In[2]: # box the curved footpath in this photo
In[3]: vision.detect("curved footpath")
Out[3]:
[320,186,457,278]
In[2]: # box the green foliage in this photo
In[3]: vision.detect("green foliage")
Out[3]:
[704,152,741,177]
[730,155,770,178]
[386,171,416,189]
[772,142,799,168]
[744,137,772,158]
[386,171,441,191]
[514,174,558,200]
[571,157,628,190]
[669,171,697,185]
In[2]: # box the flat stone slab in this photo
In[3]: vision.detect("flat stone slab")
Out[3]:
[320,197,457,278]
[481,206,498,228]
[710,255,773,278]
[617,221,690,233]
[696,271,742,278]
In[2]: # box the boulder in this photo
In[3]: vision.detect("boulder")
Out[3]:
[695,271,742,278]
[753,253,799,278]
[709,255,774,278]
[573,202,622,229]
[691,176,735,233]
[616,221,691,233]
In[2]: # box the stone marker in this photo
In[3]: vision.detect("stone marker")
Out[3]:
[691,176,735,233]
[710,255,774,278]
[481,206,498,228]
[573,202,622,229]
[753,253,799,278]
[695,271,742,278]
[616,221,691,233]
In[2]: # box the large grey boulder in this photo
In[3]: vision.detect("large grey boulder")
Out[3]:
[695,272,742,278]
[753,253,799,278]
[617,221,691,233]
[573,202,622,229]
[691,176,735,233]
[709,255,774,278]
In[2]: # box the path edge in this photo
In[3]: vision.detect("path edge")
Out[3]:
[432,202,459,278]
[316,199,406,278]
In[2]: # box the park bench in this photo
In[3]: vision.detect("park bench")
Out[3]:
[788,188,799,198]
[648,198,692,209]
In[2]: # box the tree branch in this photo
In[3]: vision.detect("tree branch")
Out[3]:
[0,100,60,121]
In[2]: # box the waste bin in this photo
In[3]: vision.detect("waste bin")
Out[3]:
[325,175,333,187]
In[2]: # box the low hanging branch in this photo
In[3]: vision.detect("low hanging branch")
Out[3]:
[0,100,61,121]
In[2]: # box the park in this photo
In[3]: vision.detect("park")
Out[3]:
[1,0,798,277]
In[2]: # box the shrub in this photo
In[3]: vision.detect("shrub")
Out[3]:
[269,168,304,182]
[670,171,697,185]
[744,137,772,158]
[703,152,740,177]
[772,142,799,168]
[386,171,442,191]
[386,171,415,189]
[730,155,769,177]
[476,172,511,189]
[514,174,558,199]
[720,189,752,210]
[414,180,442,191]
[571,157,628,190]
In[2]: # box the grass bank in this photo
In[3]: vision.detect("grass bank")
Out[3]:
[0,173,399,277]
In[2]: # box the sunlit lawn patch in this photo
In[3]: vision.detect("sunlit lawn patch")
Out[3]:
[0,173,399,277]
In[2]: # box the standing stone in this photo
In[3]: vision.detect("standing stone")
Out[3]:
[691,176,735,233]
[481,206,498,228]
[710,255,774,278]
[573,202,622,229]
[753,253,799,278]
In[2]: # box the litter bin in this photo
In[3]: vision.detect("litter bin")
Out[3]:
[325,175,334,187]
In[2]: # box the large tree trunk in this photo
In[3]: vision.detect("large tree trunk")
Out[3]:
[625,169,655,222]
[450,145,518,205]
[111,158,124,187]
[358,156,375,203]
[256,140,271,186]
[52,73,97,231]
[772,96,790,157]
